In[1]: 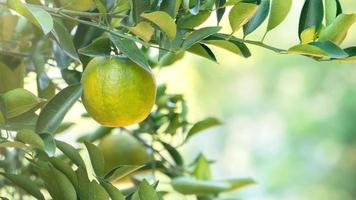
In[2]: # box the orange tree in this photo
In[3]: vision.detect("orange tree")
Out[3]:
[0,0,355,199]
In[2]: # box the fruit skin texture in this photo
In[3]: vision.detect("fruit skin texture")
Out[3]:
[99,132,151,172]
[81,56,156,127]
[58,0,94,11]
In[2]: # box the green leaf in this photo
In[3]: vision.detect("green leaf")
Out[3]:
[7,0,53,34]
[288,41,348,59]
[1,112,38,132]
[0,61,24,94]
[36,84,82,134]
[127,0,150,25]
[77,126,113,143]
[266,0,292,32]
[177,11,211,29]
[49,157,79,190]
[161,141,183,166]
[99,180,125,200]
[0,173,45,200]
[298,0,324,38]
[325,0,339,26]
[192,154,212,180]
[187,43,217,62]
[78,36,112,57]
[171,177,230,195]
[132,179,159,200]
[51,18,79,60]
[128,22,155,42]
[15,129,45,150]
[187,117,221,140]
[108,34,151,72]
[243,0,270,36]
[76,168,110,200]
[319,14,356,45]
[61,69,82,85]
[337,46,356,62]
[54,122,75,134]
[1,88,43,118]
[56,140,86,169]
[309,41,348,58]
[182,26,222,49]
[104,165,144,182]
[141,11,177,40]
[215,0,226,25]
[229,2,259,33]
[36,165,77,200]
[225,178,256,191]
[40,133,56,156]
[160,0,180,17]
[203,33,251,58]
[85,142,105,177]
[94,0,107,14]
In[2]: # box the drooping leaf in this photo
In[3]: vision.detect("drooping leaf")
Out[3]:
[309,41,348,58]
[187,43,217,62]
[40,133,56,156]
[298,0,324,39]
[56,140,86,169]
[76,168,110,200]
[104,165,144,182]
[1,88,43,119]
[36,84,82,134]
[1,112,38,132]
[49,157,79,190]
[203,33,251,58]
[160,0,180,17]
[161,141,183,166]
[51,18,79,61]
[78,36,112,57]
[244,0,270,36]
[0,173,45,200]
[141,11,177,40]
[109,34,151,72]
[99,180,125,200]
[35,165,77,200]
[215,0,226,25]
[7,0,53,34]
[229,2,259,33]
[319,14,356,45]
[85,142,105,177]
[288,44,328,58]
[15,129,45,150]
[171,177,230,195]
[266,0,292,32]
[187,117,221,140]
[182,26,222,49]
[61,69,82,85]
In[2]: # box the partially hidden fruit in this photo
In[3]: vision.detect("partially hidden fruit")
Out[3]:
[58,0,94,11]
[0,60,24,93]
[99,132,151,172]
[81,56,156,127]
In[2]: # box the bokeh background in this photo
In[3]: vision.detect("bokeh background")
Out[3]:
[22,0,356,199]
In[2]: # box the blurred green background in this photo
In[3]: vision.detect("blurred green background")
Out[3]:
[158,1,356,199]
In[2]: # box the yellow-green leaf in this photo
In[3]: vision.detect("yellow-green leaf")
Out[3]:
[177,11,211,29]
[266,0,292,32]
[300,26,317,44]
[0,15,19,41]
[15,129,45,150]
[141,11,176,40]
[128,21,154,42]
[288,44,328,58]
[229,2,259,33]
[319,14,356,45]
[7,0,53,34]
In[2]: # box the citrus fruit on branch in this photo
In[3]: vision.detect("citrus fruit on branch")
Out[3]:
[81,56,156,127]
[99,132,152,173]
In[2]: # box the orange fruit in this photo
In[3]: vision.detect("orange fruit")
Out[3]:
[81,56,156,127]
